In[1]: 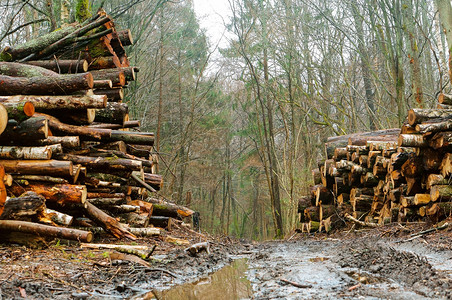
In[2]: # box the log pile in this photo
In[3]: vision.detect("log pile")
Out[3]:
[0,10,195,245]
[300,94,452,232]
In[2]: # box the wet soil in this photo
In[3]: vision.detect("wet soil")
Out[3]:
[1,223,452,299]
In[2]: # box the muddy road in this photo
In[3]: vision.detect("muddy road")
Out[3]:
[1,229,452,299]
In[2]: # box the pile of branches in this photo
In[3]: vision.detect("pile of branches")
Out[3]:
[0,9,195,246]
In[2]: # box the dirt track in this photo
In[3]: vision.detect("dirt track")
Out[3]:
[1,227,452,299]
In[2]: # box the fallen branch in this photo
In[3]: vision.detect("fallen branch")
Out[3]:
[280,278,312,288]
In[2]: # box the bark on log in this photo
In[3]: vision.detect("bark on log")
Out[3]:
[0,61,59,77]
[12,175,68,184]
[37,136,80,148]
[117,30,134,46]
[415,118,452,135]
[429,131,452,149]
[441,153,452,177]
[0,191,46,221]
[93,80,112,89]
[21,94,106,110]
[93,88,123,101]
[54,153,142,174]
[0,73,94,95]
[45,208,73,226]
[88,56,120,70]
[84,202,136,240]
[90,69,125,86]
[0,159,72,177]
[9,183,86,205]
[0,220,92,242]
[398,134,427,147]
[94,102,128,125]
[438,93,452,105]
[0,117,48,144]
[0,99,34,121]
[120,212,150,228]
[0,145,52,160]
[407,108,452,126]
[145,197,194,218]
[426,174,450,189]
[88,120,140,130]
[23,59,89,73]
[430,185,452,202]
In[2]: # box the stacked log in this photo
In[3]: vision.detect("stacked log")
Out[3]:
[300,97,452,231]
[0,10,195,244]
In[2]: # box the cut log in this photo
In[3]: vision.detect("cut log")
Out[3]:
[429,131,452,149]
[93,88,123,101]
[93,80,113,89]
[145,197,194,218]
[19,94,106,110]
[413,194,431,205]
[430,185,452,202]
[438,93,452,105]
[49,108,96,125]
[0,99,34,121]
[117,29,134,46]
[23,59,89,73]
[90,69,125,86]
[84,202,136,240]
[440,153,452,177]
[0,145,52,160]
[426,174,450,189]
[0,117,48,144]
[37,136,80,148]
[0,73,94,95]
[407,108,452,126]
[94,102,128,125]
[415,118,452,135]
[0,191,46,221]
[88,197,125,207]
[88,120,140,130]
[45,208,73,226]
[398,134,427,147]
[0,220,92,242]
[54,153,142,175]
[88,56,120,70]
[12,175,68,184]
[315,185,334,205]
[0,61,59,77]
[0,159,72,177]
[8,183,86,205]
[120,212,150,228]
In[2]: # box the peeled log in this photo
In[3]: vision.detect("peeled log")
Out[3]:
[8,183,86,205]
[0,73,93,95]
[23,59,89,73]
[0,117,48,144]
[0,146,52,160]
[0,220,92,242]
[407,108,452,126]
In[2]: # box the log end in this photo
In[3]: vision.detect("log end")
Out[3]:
[24,101,35,117]
[407,109,416,126]
[82,60,89,72]
[85,72,94,89]
[0,103,8,135]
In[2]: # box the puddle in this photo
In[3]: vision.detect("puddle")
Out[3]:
[153,258,252,300]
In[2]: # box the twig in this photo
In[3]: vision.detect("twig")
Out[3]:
[131,172,157,193]
[409,222,449,237]
[280,278,312,288]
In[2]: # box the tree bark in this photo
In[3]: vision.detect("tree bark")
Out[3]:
[84,202,136,240]
[94,102,128,125]
[0,159,72,177]
[407,108,452,126]
[0,117,48,144]
[145,197,194,218]
[0,145,52,160]
[8,183,86,205]
[0,220,92,242]
[23,59,89,73]
[93,88,124,101]
[0,72,95,95]
[22,94,106,110]
[90,69,125,86]
[0,100,34,121]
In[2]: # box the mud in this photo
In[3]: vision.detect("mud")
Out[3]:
[1,225,452,299]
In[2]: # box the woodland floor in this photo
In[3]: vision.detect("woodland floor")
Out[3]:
[0,222,452,299]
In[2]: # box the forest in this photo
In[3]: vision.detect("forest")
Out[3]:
[0,0,451,240]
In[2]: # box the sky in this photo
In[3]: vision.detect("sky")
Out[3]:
[192,0,232,49]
